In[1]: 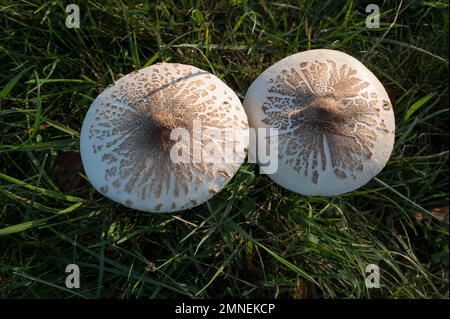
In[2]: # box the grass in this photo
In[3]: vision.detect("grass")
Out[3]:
[0,0,448,299]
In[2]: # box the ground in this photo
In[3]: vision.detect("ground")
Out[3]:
[0,0,448,298]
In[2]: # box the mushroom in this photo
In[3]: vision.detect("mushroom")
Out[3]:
[80,63,249,212]
[243,49,395,196]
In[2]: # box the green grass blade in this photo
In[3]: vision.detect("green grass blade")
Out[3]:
[403,94,436,123]
[0,172,84,202]
[0,202,83,235]
[0,66,33,100]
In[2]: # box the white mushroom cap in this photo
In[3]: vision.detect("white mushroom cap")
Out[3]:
[243,49,395,196]
[80,63,249,212]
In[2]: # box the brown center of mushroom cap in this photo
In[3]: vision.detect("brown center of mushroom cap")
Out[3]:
[284,94,351,135]
[145,105,194,152]
[306,95,349,130]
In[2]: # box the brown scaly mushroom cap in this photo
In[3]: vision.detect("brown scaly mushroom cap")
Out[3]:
[243,49,395,196]
[80,63,249,212]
